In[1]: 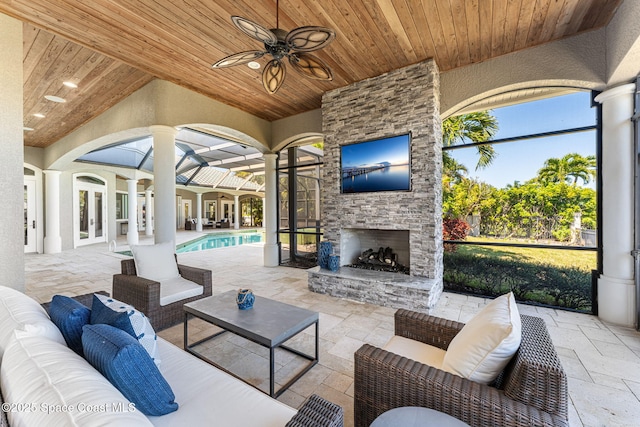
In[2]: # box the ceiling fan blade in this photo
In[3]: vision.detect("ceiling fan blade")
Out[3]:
[286,26,336,52]
[262,59,286,94]
[231,16,278,46]
[288,53,333,80]
[211,50,265,68]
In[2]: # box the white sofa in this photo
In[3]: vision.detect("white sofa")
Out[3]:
[0,286,342,427]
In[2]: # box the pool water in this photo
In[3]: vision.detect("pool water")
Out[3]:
[176,231,263,253]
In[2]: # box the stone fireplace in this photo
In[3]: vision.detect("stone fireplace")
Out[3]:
[307,60,444,312]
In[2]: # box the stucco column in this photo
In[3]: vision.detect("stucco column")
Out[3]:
[145,189,153,236]
[263,154,279,266]
[0,13,24,290]
[150,125,178,247]
[126,179,139,245]
[234,195,240,229]
[196,193,203,232]
[43,170,62,254]
[595,83,636,327]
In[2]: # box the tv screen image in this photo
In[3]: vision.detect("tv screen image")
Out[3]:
[341,133,411,193]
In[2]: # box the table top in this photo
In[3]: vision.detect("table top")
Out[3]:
[184,290,319,347]
[371,407,470,427]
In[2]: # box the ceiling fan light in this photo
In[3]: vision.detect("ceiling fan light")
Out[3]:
[262,60,286,94]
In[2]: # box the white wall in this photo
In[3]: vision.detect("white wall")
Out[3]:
[0,14,25,290]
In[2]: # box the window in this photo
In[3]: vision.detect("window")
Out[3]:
[442,91,599,312]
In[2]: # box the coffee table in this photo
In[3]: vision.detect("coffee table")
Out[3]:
[183,290,319,397]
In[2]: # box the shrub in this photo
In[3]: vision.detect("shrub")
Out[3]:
[443,251,592,311]
[443,218,471,252]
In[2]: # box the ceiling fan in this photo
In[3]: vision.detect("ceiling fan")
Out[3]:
[211,0,336,95]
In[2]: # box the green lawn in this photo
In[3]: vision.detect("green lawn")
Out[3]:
[444,237,595,312]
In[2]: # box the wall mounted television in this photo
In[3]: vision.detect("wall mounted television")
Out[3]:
[340,132,411,193]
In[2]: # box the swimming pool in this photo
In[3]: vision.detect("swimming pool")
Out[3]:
[176,231,264,253]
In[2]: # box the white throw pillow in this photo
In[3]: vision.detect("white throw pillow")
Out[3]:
[0,285,65,360]
[130,241,180,282]
[441,292,522,384]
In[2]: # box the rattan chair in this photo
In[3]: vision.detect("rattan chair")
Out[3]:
[354,310,568,427]
[112,257,212,331]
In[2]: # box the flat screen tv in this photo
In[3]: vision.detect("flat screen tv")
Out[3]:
[341,133,411,193]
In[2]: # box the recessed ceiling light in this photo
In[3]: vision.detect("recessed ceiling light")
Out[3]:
[33,113,45,118]
[23,127,34,131]
[63,81,78,88]
[44,95,66,103]
[247,61,260,70]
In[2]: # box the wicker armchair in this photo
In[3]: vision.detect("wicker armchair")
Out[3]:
[112,258,212,330]
[354,310,568,427]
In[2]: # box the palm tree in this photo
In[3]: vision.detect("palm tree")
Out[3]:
[442,111,499,170]
[537,153,596,186]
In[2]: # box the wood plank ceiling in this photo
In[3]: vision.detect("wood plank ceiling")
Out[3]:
[1,0,622,148]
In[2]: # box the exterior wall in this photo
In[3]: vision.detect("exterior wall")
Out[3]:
[321,60,443,280]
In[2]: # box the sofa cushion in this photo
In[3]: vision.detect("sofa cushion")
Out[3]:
[0,286,65,360]
[383,335,446,368]
[159,276,204,306]
[130,242,180,282]
[82,324,178,416]
[442,292,522,384]
[91,293,160,365]
[48,294,91,356]
[147,338,297,427]
[0,331,152,426]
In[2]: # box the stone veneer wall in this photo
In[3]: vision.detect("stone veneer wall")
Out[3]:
[320,60,443,281]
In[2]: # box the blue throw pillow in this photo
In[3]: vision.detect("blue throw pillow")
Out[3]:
[48,295,90,356]
[90,294,160,365]
[81,324,178,416]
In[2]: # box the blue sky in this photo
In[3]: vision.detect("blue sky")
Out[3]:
[341,134,410,167]
[449,91,597,189]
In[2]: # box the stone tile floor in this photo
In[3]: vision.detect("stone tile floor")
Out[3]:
[25,231,640,426]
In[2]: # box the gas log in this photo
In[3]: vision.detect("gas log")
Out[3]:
[349,247,409,274]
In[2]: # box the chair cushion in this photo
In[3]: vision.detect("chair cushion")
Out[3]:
[82,324,178,416]
[0,286,65,361]
[1,331,153,426]
[130,241,180,282]
[159,276,204,306]
[383,335,446,368]
[48,295,91,356]
[90,294,160,365]
[441,292,521,384]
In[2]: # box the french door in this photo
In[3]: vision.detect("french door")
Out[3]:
[75,179,106,246]
[24,179,37,253]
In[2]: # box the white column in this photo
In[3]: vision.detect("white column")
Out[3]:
[263,154,279,266]
[234,195,240,229]
[0,14,24,289]
[150,125,178,247]
[43,170,62,254]
[145,189,153,236]
[262,197,266,228]
[595,83,636,327]
[196,193,203,232]
[126,179,139,245]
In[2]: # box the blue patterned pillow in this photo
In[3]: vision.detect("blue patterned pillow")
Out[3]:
[48,295,90,356]
[90,294,160,365]
[81,323,178,416]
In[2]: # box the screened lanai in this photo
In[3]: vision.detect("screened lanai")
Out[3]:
[76,126,266,192]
